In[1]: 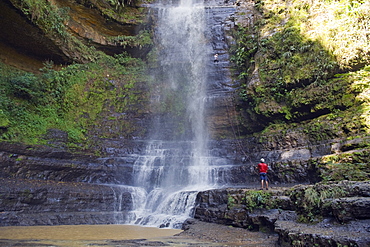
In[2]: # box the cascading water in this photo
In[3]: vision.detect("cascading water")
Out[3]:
[127,0,215,228]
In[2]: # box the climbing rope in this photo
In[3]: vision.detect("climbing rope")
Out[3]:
[223,94,252,163]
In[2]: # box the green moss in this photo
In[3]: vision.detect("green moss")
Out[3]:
[0,52,148,151]
[232,0,370,136]
[227,194,236,209]
[320,150,370,182]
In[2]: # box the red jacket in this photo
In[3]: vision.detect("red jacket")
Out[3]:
[258,163,268,173]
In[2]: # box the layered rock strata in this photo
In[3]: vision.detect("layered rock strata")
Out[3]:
[0,178,132,226]
[193,181,370,246]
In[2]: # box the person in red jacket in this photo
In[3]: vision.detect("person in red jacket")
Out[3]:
[257,158,269,190]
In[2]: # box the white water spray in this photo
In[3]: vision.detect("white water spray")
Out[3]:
[127,0,215,228]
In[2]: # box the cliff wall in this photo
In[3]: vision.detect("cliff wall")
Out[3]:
[0,0,368,245]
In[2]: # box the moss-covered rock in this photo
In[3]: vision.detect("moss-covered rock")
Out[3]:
[231,0,370,138]
[195,181,370,246]
[2,0,151,67]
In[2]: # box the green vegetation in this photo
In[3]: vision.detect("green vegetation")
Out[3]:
[231,1,370,185]
[11,0,151,63]
[106,0,134,8]
[0,53,148,151]
[227,194,236,208]
[232,0,370,132]
[289,183,349,223]
[0,0,154,152]
[319,150,370,181]
[243,190,273,212]
[109,30,152,49]
[17,0,69,37]
[12,0,103,63]
[227,190,274,211]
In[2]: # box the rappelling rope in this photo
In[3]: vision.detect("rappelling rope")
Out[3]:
[223,94,252,163]
[213,52,251,163]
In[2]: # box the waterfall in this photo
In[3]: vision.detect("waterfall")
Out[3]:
[127,0,216,228]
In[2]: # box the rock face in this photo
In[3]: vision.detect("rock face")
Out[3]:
[0,1,368,247]
[0,142,136,185]
[193,181,370,246]
[0,178,133,226]
[0,140,172,226]
[0,131,366,230]
[0,142,138,226]
[194,188,296,229]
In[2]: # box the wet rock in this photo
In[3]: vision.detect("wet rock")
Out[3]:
[43,129,69,148]
[0,142,134,184]
[339,137,370,152]
[0,178,132,226]
[280,148,311,161]
[248,209,297,232]
[270,196,293,210]
[332,197,370,223]
[193,182,370,246]
[347,181,370,197]
[194,187,297,229]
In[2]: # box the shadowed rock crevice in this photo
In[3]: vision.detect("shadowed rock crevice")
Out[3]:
[0,0,71,70]
[0,0,150,71]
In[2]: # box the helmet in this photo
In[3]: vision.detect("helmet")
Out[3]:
[260,158,265,162]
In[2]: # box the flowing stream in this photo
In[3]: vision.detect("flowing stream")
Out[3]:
[127,0,216,228]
